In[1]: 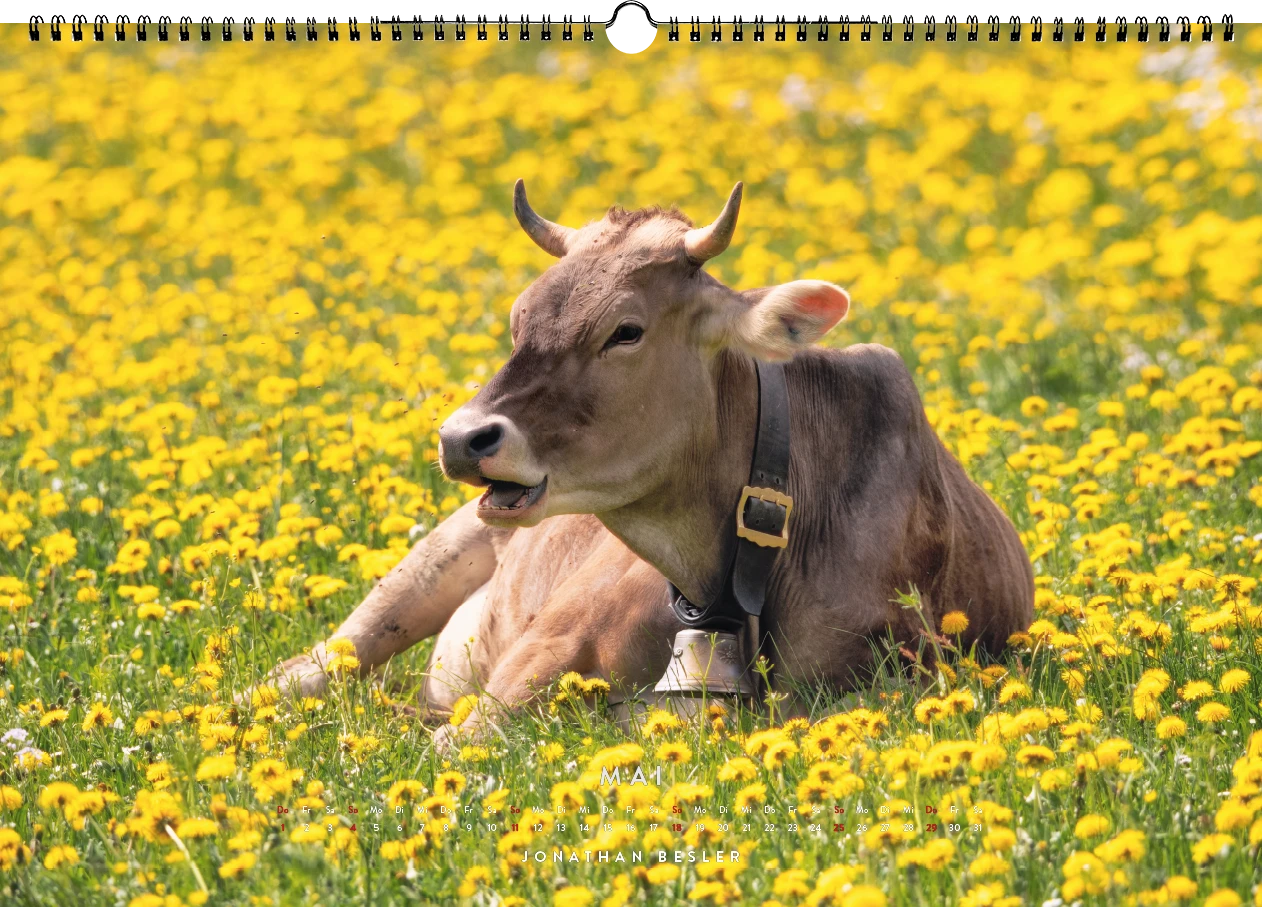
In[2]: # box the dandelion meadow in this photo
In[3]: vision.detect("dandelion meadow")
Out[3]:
[2,24,1262,907]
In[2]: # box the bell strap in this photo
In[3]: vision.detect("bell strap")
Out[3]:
[670,358,792,628]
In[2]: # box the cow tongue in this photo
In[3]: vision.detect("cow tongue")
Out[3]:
[486,481,531,509]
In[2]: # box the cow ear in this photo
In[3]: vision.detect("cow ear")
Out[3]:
[722,281,850,361]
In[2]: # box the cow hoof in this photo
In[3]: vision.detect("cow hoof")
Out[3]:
[432,722,465,756]
[432,715,500,755]
[391,702,458,726]
[264,654,331,701]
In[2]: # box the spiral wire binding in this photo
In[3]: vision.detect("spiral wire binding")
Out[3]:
[28,5,1235,43]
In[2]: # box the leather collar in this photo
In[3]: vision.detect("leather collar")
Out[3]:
[669,358,792,631]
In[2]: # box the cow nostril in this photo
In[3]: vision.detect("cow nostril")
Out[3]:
[468,423,505,459]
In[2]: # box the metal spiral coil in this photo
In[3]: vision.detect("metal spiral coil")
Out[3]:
[26,10,1236,43]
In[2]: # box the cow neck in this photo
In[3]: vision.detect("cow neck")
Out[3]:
[601,350,773,611]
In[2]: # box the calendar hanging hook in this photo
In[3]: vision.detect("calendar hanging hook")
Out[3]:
[605,0,659,28]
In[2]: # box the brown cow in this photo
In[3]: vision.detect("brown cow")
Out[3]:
[267,182,1034,743]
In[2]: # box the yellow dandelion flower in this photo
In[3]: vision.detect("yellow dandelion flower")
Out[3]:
[554,886,595,907]
[1015,745,1056,767]
[81,702,114,732]
[839,885,887,907]
[1197,701,1231,724]
[1214,801,1254,832]
[1074,815,1111,839]
[1192,833,1234,864]
[550,781,585,813]
[0,787,21,811]
[1156,716,1188,739]
[655,741,692,764]
[1021,396,1049,418]
[1180,680,1216,700]
[717,757,758,782]
[450,694,478,726]
[646,863,681,885]
[40,709,69,727]
[42,844,78,870]
[219,851,258,878]
[196,754,236,781]
[733,783,766,811]
[642,709,683,736]
[176,817,219,839]
[762,739,799,771]
[1092,828,1146,862]
[457,865,492,897]
[939,611,969,635]
[1061,850,1109,898]
[136,602,166,621]
[386,779,425,808]
[434,770,466,797]
[1220,669,1250,693]
[1203,891,1242,907]
[967,853,1010,877]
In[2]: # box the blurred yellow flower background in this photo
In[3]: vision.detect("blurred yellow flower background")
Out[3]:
[1,24,1261,907]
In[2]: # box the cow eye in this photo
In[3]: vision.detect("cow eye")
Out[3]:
[602,323,643,350]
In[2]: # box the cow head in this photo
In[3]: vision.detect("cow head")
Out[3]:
[438,181,850,527]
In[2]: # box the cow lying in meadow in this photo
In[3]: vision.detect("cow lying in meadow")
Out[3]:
[268,182,1034,743]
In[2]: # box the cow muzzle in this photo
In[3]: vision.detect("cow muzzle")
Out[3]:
[438,410,549,525]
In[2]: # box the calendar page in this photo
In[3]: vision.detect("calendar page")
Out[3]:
[2,13,1261,907]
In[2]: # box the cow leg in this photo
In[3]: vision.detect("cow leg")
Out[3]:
[419,582,493,712]
[434,549,677,751]
[265,499,514,699]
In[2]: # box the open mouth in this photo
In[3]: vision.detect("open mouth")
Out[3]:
[478,477,548,514]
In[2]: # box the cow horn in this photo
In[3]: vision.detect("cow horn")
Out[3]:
[513,179,576,258]
[683,182,743,264]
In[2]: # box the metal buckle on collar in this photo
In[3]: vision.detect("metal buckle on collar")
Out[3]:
[735,485,793,549]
